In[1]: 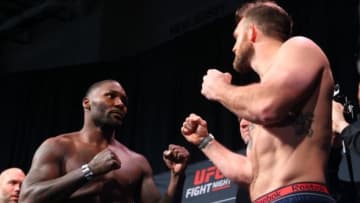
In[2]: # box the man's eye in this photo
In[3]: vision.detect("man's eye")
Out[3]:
[8,180,17,185]
[106,94,115,98]
[122,97,128,105]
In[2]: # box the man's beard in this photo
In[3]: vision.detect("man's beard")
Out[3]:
[91,104,124,129]
[94,116,122,129]
[233,41,254,74]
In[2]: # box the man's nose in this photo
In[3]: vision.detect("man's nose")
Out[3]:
[232,39,239,53]
[114,97,124,106]
[14,184,21,192]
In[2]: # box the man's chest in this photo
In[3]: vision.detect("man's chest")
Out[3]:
[63,147,144,190]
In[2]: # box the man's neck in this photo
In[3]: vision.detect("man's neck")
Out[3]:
[80,125,115,146]
[251,38,282,78]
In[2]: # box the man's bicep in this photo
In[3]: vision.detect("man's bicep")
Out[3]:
[138,157,161,203]
[140,175,162,203]
[24,138,63,185]
[273,38,325,94]
[263,42,324,111]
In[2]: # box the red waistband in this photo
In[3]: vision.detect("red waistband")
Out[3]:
[253,182,329,203]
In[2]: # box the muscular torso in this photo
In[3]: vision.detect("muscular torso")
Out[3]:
[247,67,333,199]
[61,134,146,203]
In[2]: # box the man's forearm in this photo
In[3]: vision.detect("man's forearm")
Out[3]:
[201,138,252,184]
[21,168,88,203]
[159,173,184,203]
[218,84,289,125]
[217,85,262,123]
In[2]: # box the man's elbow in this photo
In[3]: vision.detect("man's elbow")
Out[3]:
[257,113,281,125]
[19,191,32,203]
[19,186,40,203]
[256,105,286,125]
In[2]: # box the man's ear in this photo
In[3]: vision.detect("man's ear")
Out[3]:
[83,97,90,110]
[248,24,257,42]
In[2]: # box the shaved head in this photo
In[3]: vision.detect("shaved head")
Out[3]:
[0,168,25,203]
[85,79,123,97]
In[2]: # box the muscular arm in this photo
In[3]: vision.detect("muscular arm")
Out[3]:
[202,139,252,185]
[137,155,183,203]
[20,137,88,203]
[182,114,252,185]
[205,37,327,125]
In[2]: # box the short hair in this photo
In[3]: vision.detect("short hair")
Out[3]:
[0,168,25,181]
[235,1,293,41]
[85,79,119,97]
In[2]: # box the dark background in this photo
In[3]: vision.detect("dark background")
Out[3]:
[0,0,359,182]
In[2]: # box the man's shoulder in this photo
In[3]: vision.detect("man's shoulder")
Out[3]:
[110,140,153,173]
[111,140,147,160]
[39,132,79,151]
[279,36,328,67]
[282,36,319,50]
[285,36,313,43]
[30,133,78,162]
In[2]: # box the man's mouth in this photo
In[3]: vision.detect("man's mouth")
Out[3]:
[10,195,19,200]
[110,111,124,119]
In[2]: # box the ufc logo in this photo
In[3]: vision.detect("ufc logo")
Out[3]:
[193,166,224,185]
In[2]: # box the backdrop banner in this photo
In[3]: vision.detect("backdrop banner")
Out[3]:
[155,150,251,202]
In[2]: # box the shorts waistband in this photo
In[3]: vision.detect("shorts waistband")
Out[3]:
[253,182,330,203]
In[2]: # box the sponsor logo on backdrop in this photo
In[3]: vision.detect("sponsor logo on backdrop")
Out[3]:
[185,166,232,198]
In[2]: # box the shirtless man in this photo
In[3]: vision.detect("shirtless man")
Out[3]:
[20,79,189,203]
[0,168,25,203]
[181,1,335,203]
